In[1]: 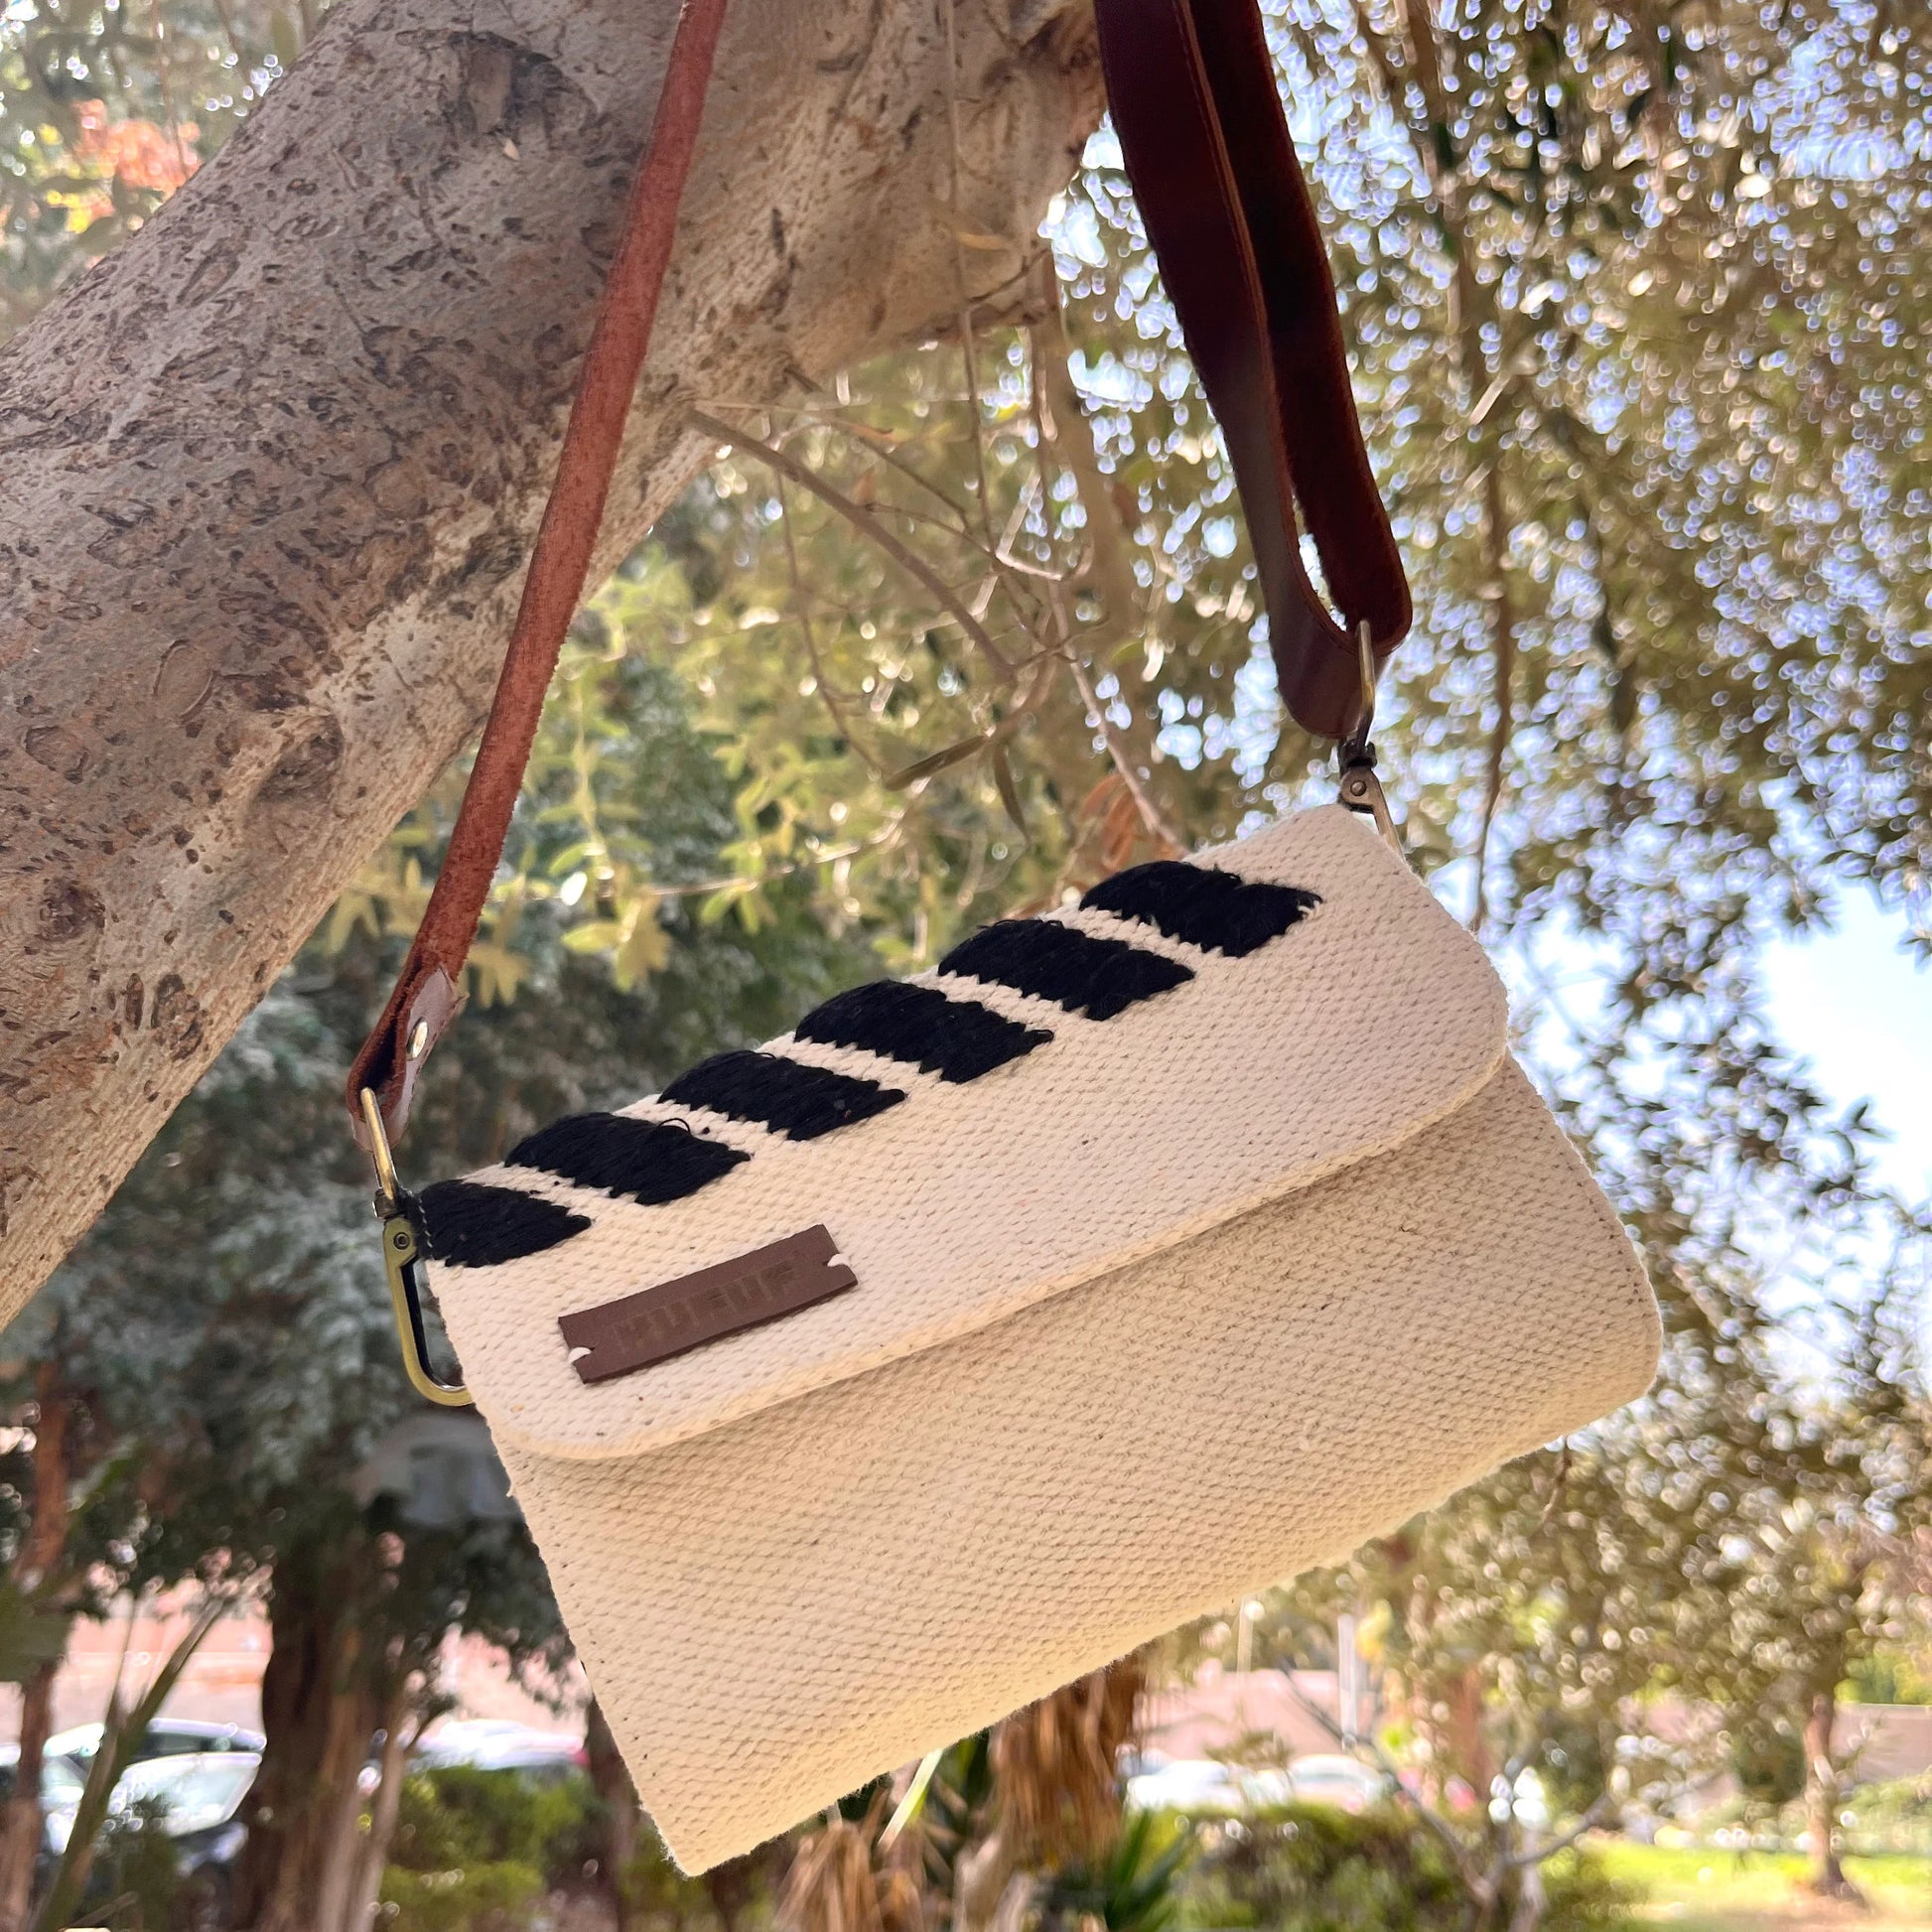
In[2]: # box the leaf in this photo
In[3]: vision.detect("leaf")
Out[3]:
[886,734,988,790]
[465,942,530,1007]
[613,895,671,990]
[0,1582,71,1685]
[993,743,1029,836]
[269,8,301,69]
[697,884,753,928]
[559,919,624,953]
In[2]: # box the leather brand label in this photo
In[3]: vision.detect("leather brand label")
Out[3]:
[558,1224,857,1385]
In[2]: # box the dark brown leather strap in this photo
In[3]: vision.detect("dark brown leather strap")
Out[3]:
[1096,0,1410,740]
[345,0,730,1150]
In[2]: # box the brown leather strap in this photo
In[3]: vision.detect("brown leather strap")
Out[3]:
[345,0,730,1150]
[1095,0,1410,740]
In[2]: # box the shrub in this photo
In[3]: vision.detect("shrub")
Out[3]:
[381,1764,602,1931]
[1037,1810,1194,1932]
[76,1799,182,1932]
[1173,1804,1634,1932]
[388,1764,601,1889]
[1178,1804,1466,1932]
[380,1861,544,1932]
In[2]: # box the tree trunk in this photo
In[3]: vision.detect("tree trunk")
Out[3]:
[1505,1838,1545,1932]
[586,1695,638,1921]
[310,1681,378,1932]
[233,1564,379,1932]
[0,1665,56,1932]
[1438,1665,1494,1813]
[0,1364,72,1932]
[0,0,1102,1313]
[342,1680,415,1932]
[1803,1684,1862,1902]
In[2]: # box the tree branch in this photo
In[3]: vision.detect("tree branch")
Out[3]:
[691,408,1020,683]
[1277,1675,1488,1900]
[0,0,1101,1310]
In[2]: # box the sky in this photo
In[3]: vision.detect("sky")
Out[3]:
[1759,891,1932,1204]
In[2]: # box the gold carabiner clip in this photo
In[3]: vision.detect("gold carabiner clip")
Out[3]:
[359,1088,473,1409]
[1336,621,1404,859]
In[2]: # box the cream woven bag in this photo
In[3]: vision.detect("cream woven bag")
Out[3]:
[406,805,1659,1870]
[341,0,1661,1874]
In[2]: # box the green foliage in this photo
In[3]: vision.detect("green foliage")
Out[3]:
[616,1824,734,1928]
[1175,1808,1631,1932]
[1845,1651,1932,1708]
[78,1800,181,1932]
[380,1861,544,1932]
[914,1731,997,1904]
[1,0,286,334]
[0,1575,70,1683]
[1730,1725,1805,1809]
[388,1767,600,1889]
[1536,1851,1637,1932]
[1038,1809,1194,1932]
[1176,1806,1468,1932]
[1840,1775,1932,1858]
[381,1768,606,1932]
[1592,1840,1932,1922]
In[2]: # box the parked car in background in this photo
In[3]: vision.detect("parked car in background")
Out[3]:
[1280,1752,1394,1814]
[1125,1756,1286,1816]
[104,1751,258,1927]
[411,1719,586,1779]
[11,1726,261,1928]
[1125,1750,1392,1817]
[0,1743,88,1856]
[46,1717,265,1771]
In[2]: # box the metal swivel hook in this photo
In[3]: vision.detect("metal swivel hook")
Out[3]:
[359,1087,473,1409]
[1336,621,1403,857]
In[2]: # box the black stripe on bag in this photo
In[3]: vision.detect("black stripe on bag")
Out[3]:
[418,1179,591,1269]
[1081,861,1320,957]
[939,919,1192,1021]
[794,980,1052,1083]
[660,1049,906,1141]
[505,1112,749,1203]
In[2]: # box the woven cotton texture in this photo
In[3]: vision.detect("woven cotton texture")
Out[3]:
[429,805,1661,1871]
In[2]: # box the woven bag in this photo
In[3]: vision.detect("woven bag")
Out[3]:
[418,805,1659,1868]
[343,0,1662,1873]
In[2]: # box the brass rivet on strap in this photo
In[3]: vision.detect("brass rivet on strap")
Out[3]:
[406,1018,429,1061]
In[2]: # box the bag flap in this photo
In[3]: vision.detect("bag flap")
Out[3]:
[431,806,1506,1459]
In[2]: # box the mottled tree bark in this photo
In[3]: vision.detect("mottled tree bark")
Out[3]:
[343,1691,414,1932]
[232,1560,376,1932]
[0,0,1101,1311]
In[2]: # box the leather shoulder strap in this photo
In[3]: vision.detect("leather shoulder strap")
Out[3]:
[345,0,730,1149]
[1095,0,1410,740]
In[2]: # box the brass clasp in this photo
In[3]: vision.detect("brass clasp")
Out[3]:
[358,1089,473,1409]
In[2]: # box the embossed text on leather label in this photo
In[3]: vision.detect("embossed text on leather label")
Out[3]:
[558,1224,856,1385]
